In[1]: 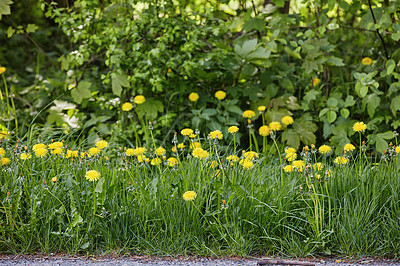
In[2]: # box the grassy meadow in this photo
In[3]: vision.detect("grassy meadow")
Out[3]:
[0,122,400,257]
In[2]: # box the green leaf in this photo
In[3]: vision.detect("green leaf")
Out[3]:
[26,24,38,33]
[71,81,92,103]
[360,85,368,98]
[136,99,164,121]
[326,110,337,123]
[340,108,350,119]
[111,73,129,96]
[95,177,105,193]
[227,105,243,116]
[243,17,265,32]
[234,39,257,58]
[362,93,380,118]
[285,129,300,149]
[326,56,345,66]
[7,27,15,38]
[392,32,400,41]
[374,131,394,153]
[0,0,13,20]
[284,46,301,59]
[390,95,400,116]
[344,96,356,107]
[386,59,396,75]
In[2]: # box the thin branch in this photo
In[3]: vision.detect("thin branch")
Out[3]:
[368,0,389,59]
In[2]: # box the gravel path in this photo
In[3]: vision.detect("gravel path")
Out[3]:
[0,255,399,265]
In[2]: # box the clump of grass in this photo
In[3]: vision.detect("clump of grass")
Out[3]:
[0,122,399,258]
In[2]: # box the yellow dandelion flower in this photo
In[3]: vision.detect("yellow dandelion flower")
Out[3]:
[48,141,63,150]
[215,90,226,100]
[210,160,218,168]
[353,122,367,132]
[344,143,355,152]
[362,57,373,66]
[20,153,32,160]
[177,143,185,149]
[189,134,197,139]
[259,125,270,137]
[284,165,293,172]
[226,155,239,162]
[96,140,108,150]
[134,147,146,155]
[1,157,10,166]
[52,176,58,183]
[35,148,47,158]
[395,146,400,154]
[167,157,178,167]
[182,191,197,201]
[150,158,162,166]
[134,95,146,104]
[258,106,266,112]
[240,158,254,169]
[188,92,199,102]
[190,142,201,149]
[52,148,63,155]
[209,130,223,140]
[313,162,324,171]
[33,143,46,152]
[285,147,296,154]
[281,116,294,126]
[318,145,332,154]
[66,150,79,158]
[181,128,193,136]
[268,121,282,131]
[0,148,5,157]
[80,152,88,158]
[89,147,100,156]
[228,126,239,134]
[243,151,258,159]
[312,78,321,87]
[292,160,305,170]
[126,148,135,156]
[85,170,101,182]
[171,146,177,153]
[155,147,166,156]
[0,67,6,75]
[243,110,256,119]
[137,155,150,163]
[0,130,9,139]
[334,156,349,165]
[285,152,297,162]
[192,148,208,159]
[122,102,133,111]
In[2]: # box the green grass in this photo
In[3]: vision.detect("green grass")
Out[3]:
[0,129,400,258]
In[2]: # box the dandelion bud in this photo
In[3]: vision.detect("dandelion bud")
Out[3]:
[148,121,153,130]
[43,179,47,185]
[52,177,57,183]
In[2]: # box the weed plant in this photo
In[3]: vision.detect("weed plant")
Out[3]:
[0,124,400,258]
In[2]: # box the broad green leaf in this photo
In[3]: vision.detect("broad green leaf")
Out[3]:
[243,17,265,32]
[360,85,368,98]
[227,105,243,116]
[326,110,337,123]
[327,97,338,107]
[392,32,400,41]
[284,46,301,59]
[362,93,380,118]
[319,108,329,117]
[136,99,164,121]
[390,95,400,116]
[344,95,355,107]
[7,26,15,38]
[340,108,350,119]
[71,81,92,103]
[326,56,345,66]
[0,0,13,20]
[234,39,257,58]
[95,177,105,193]
[285,129,300,149]
[26,24,38,33]
[386,59,396,75]
[111,73,129,96]
[374,131,394,153]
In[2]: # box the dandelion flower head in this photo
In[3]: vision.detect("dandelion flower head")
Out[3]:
[20,153,32,160]
[190,142,201,149]
[134,95,146,104]
[48,141,63,150]
[209,130,223,140]
[122,102,133,111]
[182,191,197,201]
[33,143,46,152]
[89,147,100,156]
[240,159,254,169]
[258,105,266,112]
[362,57,373,66]
[150,158,162,166]
[192,148,209,159]
[226,155,239,162]
[243,110,256,119]
[177,143,185,149]
[85,170,101,182]
[0,130,9,139]
[1,158,10,166]
[35,148,47,158]
[125,148,135,156]
[0,67,6,75]
[188,92,199,102]
[318,145,332,154]
[353,122,367,132]
[52,148,63,155]
[285,152,297,162]
[344,143,355,152]
[96,140,108,150]
[259,125,270,137]
[181,128,193,136]
[268,121,282,131]
[334,156,349,165]
[134,147,146,155]
[228,126,239,134]
[281,116,294,126]
[215,90,226,100]
[312,78,321,87]
[395,146,400,154]
[0,148,5,157]
[285,147,296,154]
[243,151,258,159]
[167,157,178,167]
[284,165,292,172]
[156,146,166,156]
